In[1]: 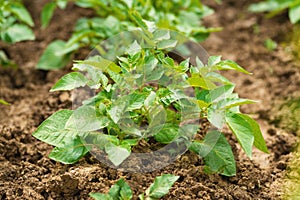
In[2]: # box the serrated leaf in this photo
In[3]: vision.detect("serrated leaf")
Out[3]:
[145,174,179,199]
[105,143,131,166]
[41,2,56,29]
[37,40,71,70]
[50,72,88,92]
[108,179,132,200]
[190,131,236,176]
[49,136,89,164]
[66,105,110,132]
[32,110,74,147]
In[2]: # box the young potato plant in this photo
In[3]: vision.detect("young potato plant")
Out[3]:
[33,26,268,176]
[37,0,220,70]
[89,174,179,200]
[0,0,35,43]
[0,99,9,105]
[249,0,300,24]
[0,0,35,68]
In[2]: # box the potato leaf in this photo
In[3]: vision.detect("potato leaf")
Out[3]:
[190,131,236,176]
[49,136,89,164]
[37,40,71,70]
[66,105,110,132]
[32,110,74,147]
[108,179,133,200]
[1,24,35,43]
[105,143,131,166]
[41,2,57,29]
[225,112,257,158]
[145,174,179,199]
[50,72,88,92]
[9,3,34,26]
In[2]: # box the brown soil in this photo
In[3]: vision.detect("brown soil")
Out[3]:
[0,0,299,199]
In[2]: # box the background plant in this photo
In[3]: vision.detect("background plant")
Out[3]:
[0,0,35,68]
[249,0,300,24]
[89,174,179,200]
[37,0,220,70]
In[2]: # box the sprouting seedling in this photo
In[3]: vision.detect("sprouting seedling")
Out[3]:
[89,174,179,200]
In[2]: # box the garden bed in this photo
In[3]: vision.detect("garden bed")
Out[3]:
[0,0,299,199]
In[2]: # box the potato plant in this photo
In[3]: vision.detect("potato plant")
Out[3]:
[249,0,300,24]
[89,174,179,200]
[0,0,35,43]
[33,23,268,176]
[37,0,220,70]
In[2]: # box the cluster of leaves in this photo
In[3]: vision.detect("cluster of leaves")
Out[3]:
[33,27,268,176]
[249,0,300,24]
[37,0,220,70]
[90,174,179,200]
[0,0,35,43]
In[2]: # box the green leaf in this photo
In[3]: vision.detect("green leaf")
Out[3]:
[1,24,35,43]
[50,72,88,92]
[37,40,71,70]
[225,112,256,158]
[10,3,34,26]
[190,130,236,176]
[187,75,217,90]
[214,60,251,74]
[49,136,89,164]
[208,55,222,66]
[196,85,235,103]
[233,113,268,153]
[154,123,179,144]
[157,39,178,50]
[105,143,131,166]
[89,193,113,200]
[108,179,133,200]
[41,2,57,29]
[0,99,10,105]
[216,98,257,109]
[145,174,179,199]
[289,4,300,24]
[66,105,110,132]
[127,40,141,56]
[207,107,226,129]
[32,110,74,147]
[127,92,147,111]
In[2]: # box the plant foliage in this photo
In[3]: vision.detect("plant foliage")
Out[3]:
[33,27,268,176]
[37,0,220,70]
[0,0,35,43]
[249,0,300,24]
[89,174,179,200]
